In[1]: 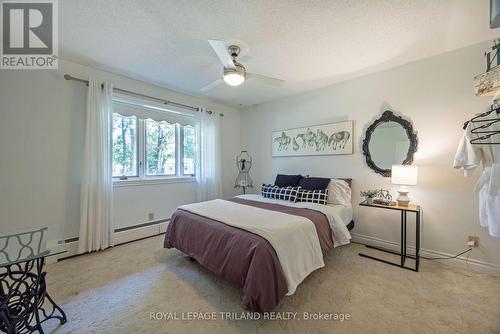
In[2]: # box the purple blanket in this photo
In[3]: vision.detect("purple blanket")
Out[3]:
[163,198,334,312]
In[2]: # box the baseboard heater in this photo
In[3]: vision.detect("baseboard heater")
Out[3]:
[55,218,170,262]
[64,218,170,243]
[114,218,170,234]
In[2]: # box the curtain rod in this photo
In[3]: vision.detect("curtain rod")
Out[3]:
[63,74,223,117]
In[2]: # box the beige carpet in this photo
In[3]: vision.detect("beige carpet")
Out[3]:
[43,235,500,334]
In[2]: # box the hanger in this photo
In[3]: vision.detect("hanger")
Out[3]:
[470,132,500,144]
[466,103,500,144]
[463,111,498,129]
[470,103,500,124]
[470,107,500,144]
[463,104,500,129]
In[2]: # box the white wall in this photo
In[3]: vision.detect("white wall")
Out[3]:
[2,42,498,272]
[0,59,241,239]
[241,41,500,270]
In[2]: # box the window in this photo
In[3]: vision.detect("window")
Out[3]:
[112,98,196,180]
[145,119,176,176]
[183,125,196,176]
[112,114,138,177]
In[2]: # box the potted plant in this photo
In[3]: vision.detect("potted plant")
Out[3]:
[360,190,378,204]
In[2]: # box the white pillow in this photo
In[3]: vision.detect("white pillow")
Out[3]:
[327,179,352,206]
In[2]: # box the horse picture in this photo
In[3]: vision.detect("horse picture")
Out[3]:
[271,121,353,156]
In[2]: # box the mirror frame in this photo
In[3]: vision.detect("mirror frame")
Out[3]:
[362,110,418,177]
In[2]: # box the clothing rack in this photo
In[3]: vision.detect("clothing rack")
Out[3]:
[63,74,223,117]
[463,103,500,144]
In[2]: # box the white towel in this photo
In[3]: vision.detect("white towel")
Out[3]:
[475,167,490,193]
[488,163,500,196]
[475,168,500,238]
[453,126,480,177]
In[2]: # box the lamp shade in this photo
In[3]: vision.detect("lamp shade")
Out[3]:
[391,165,418,186]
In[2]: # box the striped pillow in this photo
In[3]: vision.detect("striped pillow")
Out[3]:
[298,189,329,205]
[261,184,300,202]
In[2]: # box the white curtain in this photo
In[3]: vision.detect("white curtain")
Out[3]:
[78,79,114,253]
[195,108,222,201]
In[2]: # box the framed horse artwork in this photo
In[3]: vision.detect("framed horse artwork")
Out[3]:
[272,121,353,157]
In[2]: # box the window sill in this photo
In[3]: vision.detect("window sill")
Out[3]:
[113,177,196,187]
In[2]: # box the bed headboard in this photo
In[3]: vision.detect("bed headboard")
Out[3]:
[284,174,352,188]
[335,178,352,188]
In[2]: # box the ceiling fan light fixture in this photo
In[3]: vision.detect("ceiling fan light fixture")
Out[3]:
[203,41,283,91]
[224,72,245,86]
[223,63,246,86]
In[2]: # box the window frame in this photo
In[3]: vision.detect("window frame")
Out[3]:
[111,114,139,179]
[111,98,196,184]
[182,125,196,177]
[144,119,178,178]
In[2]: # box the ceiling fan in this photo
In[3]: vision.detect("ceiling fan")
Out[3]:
[201,40,284,91]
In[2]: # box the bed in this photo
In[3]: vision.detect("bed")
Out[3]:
[163,179,354,312]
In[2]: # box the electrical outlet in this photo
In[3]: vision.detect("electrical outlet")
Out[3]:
[148,212,154,221]
[468,236,479,247]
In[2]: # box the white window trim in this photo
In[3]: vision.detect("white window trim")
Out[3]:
[113,176,196,187]
[112,98,196,185]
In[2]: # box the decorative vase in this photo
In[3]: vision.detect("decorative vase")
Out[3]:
[365,197,374,204]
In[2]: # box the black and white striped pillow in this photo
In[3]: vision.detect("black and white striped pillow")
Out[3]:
[298,189,329,205]
[261,184,300,202]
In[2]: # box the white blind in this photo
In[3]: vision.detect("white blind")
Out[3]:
[112,97,196,126]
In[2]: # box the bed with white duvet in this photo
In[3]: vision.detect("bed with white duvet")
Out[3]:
[164,178,354,312]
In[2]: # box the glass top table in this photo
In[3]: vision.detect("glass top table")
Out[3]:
[0,225,67,267]
[0,225,68,333]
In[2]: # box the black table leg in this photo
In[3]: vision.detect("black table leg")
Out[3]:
[416,210,420,272]
[400,211,404,266]
[359,209,419,272]
[0,257,67,334]
[400,211,407,267]
[404,212,407,263]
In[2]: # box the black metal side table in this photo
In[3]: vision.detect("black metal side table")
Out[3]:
[358,201,421,272]
[0,228,67,333]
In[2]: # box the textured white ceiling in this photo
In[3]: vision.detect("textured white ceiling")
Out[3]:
[60,0,498,107]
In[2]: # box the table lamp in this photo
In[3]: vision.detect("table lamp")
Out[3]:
[391,165,418,206]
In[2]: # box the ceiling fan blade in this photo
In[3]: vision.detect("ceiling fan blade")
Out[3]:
[200,78,224,92]
[247,73,284,87]
[208,40,235,68]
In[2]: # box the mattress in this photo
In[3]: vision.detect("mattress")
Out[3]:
[164,195,353,312]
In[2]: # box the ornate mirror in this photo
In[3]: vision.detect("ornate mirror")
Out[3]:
[362,111,418,177]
